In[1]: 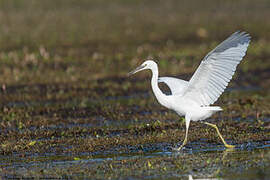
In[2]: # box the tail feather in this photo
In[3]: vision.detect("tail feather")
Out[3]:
[203,106,223,111]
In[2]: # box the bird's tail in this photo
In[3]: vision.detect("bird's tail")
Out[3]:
[202,106,223,111]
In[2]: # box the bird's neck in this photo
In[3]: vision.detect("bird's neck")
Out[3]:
[151,67,168,107]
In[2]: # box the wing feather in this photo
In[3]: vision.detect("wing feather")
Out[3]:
[181,31,250,106]
[158,77,188,95]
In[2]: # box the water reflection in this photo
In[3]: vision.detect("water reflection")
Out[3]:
[189,175,221,180]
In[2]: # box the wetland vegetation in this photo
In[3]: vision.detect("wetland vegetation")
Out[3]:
[0,0,269,179]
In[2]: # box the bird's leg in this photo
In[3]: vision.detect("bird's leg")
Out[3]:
[175,115,190,151]
[204,122,235,148]
[176,128,188,151]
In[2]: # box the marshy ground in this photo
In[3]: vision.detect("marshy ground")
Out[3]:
[0,0,270,179]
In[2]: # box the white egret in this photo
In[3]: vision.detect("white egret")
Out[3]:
[128,31,250,150]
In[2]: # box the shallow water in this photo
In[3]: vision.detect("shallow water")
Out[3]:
[1,139,269,179]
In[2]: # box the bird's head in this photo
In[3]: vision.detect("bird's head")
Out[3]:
[128,60,157,76]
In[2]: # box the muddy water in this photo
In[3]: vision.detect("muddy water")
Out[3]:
[1,141,269,179]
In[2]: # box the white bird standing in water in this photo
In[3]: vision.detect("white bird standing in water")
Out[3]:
[128,31,250,150]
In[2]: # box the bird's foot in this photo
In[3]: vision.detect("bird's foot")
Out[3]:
[171,147,180,151]
[171,144,185,152]
[172,137,188,151]
[224,143,235,149]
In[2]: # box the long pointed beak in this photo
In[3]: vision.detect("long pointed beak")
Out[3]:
[128,64,146,76]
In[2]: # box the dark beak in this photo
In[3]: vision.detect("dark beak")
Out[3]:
[128,64,146,76]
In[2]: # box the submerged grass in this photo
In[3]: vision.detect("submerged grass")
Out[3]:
[0,0,270,178]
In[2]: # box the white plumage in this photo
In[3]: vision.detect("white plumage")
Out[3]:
[129,31,250,150]
[158,77,188,95]
[181,31,250,106]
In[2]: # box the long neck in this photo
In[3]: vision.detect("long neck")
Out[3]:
[150,66,167,107]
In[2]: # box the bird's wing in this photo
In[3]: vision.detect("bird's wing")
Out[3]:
[181,31,251,106]
[158,77,188,95]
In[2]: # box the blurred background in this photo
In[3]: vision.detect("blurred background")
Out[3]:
[0,0,269,85]
[0,0,269,178]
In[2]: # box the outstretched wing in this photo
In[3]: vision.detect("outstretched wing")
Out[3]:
[182,31,251,106]
[158,77,188,95]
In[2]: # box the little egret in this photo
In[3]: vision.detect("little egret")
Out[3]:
[128,31,250,151]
